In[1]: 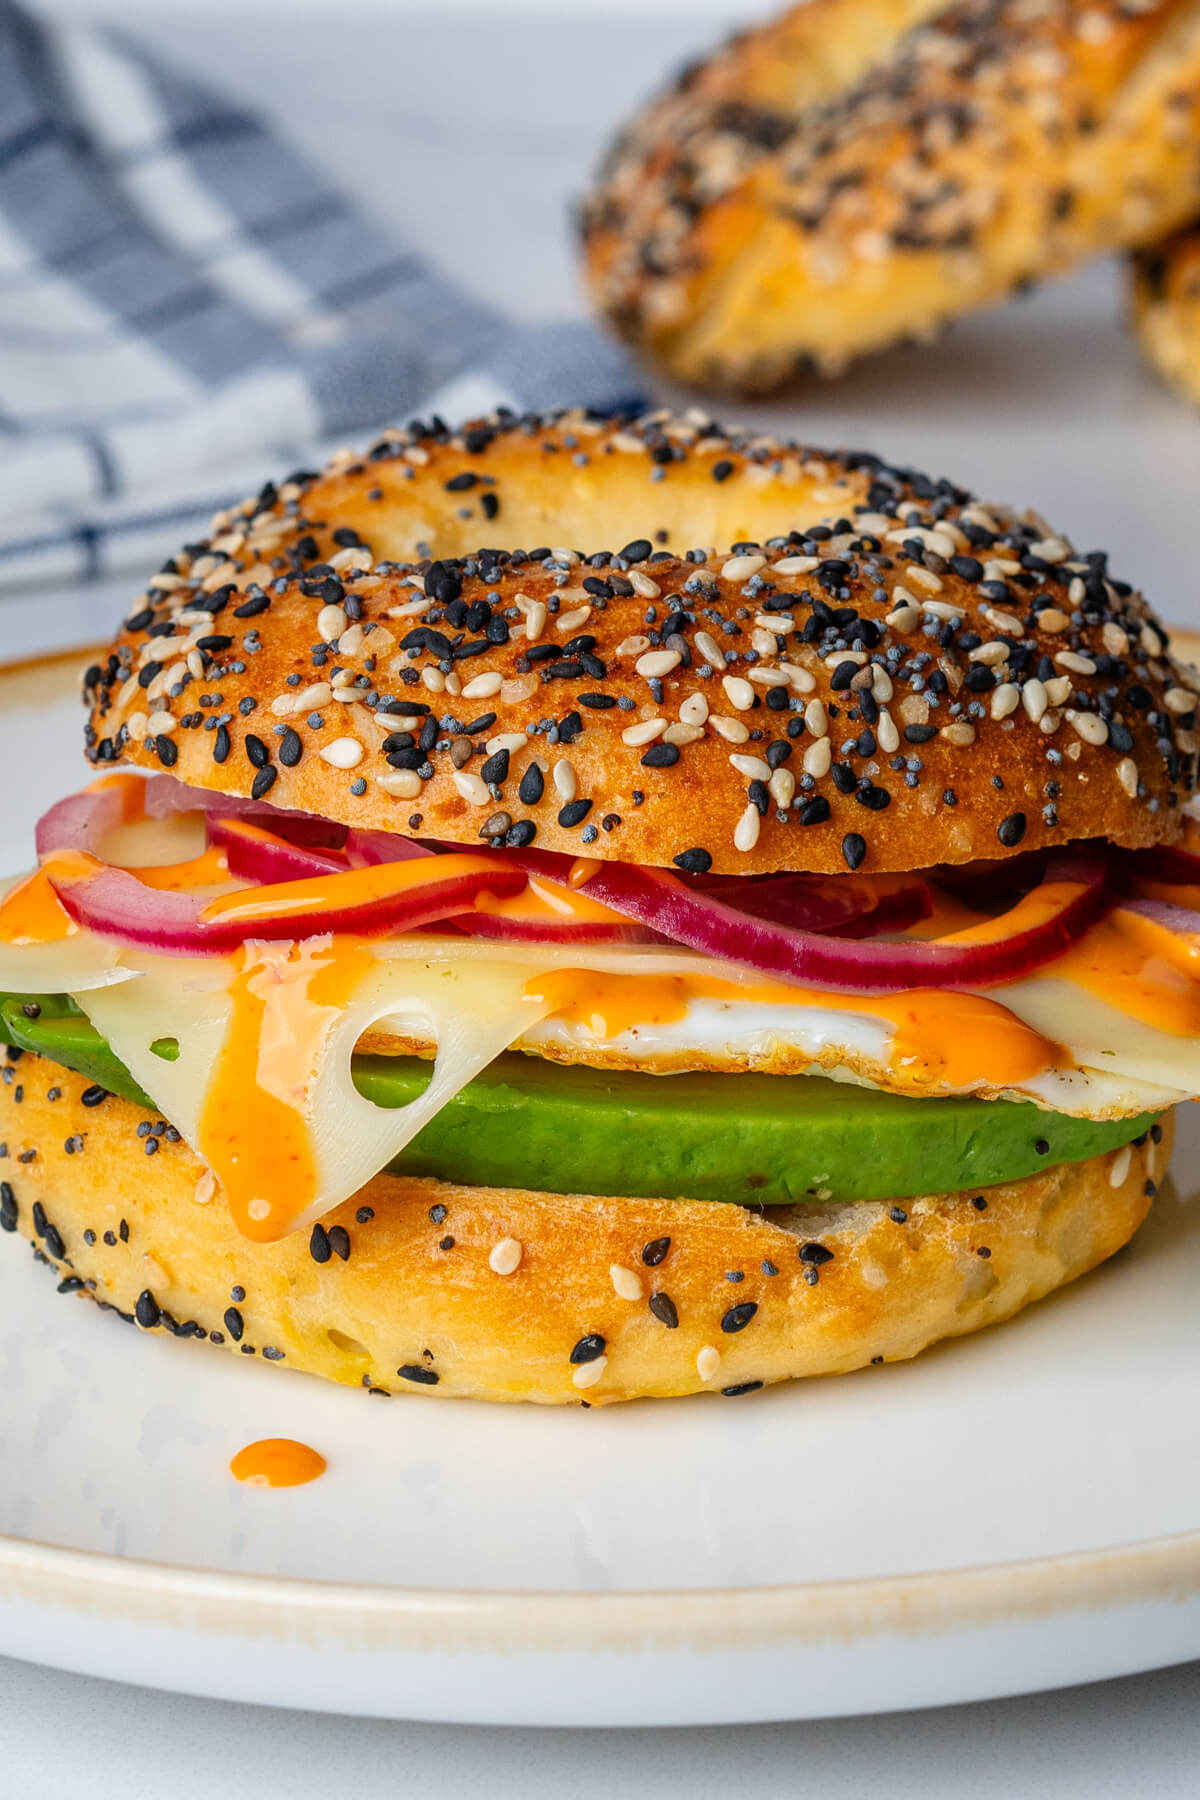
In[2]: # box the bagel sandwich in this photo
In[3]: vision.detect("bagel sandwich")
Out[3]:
[581,0,1200,391]
[1,407,1197,1404]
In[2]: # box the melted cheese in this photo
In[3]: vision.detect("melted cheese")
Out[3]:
[80,940,557,1241]
[0,871,139,993]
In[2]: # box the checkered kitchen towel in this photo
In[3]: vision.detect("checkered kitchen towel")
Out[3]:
[0,2,637,593]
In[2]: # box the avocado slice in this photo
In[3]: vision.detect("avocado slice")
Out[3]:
[2,986,1165,1209]
[0,991,1158,1206]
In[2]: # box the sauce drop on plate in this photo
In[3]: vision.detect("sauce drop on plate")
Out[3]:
[229,1438,326,1488]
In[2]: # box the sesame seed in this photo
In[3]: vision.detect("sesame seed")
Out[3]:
[320,736,363,770]
[610,1264,643,1301]
[376,770,422,799]
[461,671,503,700]
[730,753,772,781]
[397,1364,439,1385]
[453,770,491,806]
[1068,711,1108,746]
[135,1290,161,1330]
[1056,650,1097,676]
[722,675,756,711]
[620,716,666,752]
[636,649,682,679]
[721,554,765,580]
[769,767,795,807]
[488,1237,523,1275]
[885,603,920,632]
[709,714,750,744]
[696,1346,720,1381]
[803,736,832,778]
[572,1356,608,1389]
[734,804,761,853]
[804,697,828,737]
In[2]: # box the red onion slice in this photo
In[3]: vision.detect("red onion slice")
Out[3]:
[342,827,436,867]
[37,773,350,861]
[140,771,348,845]
[498,850,1113,992]
[449,871,658,945]
[206,815,352,885]
[35,777,142,861]
[1122,897,1200,937]
[45,850,527,954]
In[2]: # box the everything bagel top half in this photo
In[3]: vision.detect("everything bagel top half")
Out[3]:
[84,408,1197,876]
[581,0,1200,391]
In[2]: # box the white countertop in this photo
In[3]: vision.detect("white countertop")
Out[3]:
[5,3,1200,1788]
[3,1650,1200,1798]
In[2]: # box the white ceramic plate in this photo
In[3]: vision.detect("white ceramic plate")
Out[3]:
[0,652,1199,1727]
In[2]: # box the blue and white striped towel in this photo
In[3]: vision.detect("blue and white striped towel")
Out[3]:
[0,2,638,593]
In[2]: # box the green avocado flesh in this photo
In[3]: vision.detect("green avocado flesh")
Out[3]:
[0,991,1158,1206]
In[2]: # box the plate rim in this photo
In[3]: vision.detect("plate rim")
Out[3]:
[3,1526,1200,1652]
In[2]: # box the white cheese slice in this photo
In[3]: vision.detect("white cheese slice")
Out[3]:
[78,943,556,1240]
[0,874,140,994]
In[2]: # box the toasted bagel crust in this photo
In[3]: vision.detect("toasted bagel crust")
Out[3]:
[581,0,1200,391]
[0,1063,1168,1405]
[84,410,1196,876]
[1132,224,1200,407]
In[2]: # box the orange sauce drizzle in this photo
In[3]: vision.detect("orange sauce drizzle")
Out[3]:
[1133,877,1200,914]
[199,938,375,1242]
[474,873,627,927]
[123,846,230,892]
[0,866,77,944]
[1052,906,1200,1037]
[525,969,1058,1088]
[198,852,500,929]
[932,879,1087,949]
[229,1439,326,1488]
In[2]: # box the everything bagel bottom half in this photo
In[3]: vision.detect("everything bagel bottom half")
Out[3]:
[0,1063,1168,1405]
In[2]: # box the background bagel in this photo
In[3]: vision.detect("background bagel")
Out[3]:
[1132,223,1200,406]
[581,0,1200,391]
[0,1061,1169,1405]
[84,408,1199,877]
